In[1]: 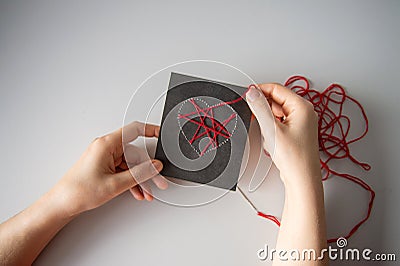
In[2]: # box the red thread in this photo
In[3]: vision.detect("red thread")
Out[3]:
[178,79,374,243]
[257,76,375,243]
[258,211,281,226]
[178,87,250,156]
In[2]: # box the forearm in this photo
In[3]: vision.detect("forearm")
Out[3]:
[274,169,328,265]
[0,186,76,265]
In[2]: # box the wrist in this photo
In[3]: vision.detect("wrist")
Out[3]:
[47,181,83,220]
[280,168,325,211]
[280,165,323,196]
[279,153,322,187]
[283,174,323,197]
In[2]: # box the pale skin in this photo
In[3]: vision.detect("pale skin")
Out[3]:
[0,122,168,265]
[246,84,328,265]
[0,84,327,265]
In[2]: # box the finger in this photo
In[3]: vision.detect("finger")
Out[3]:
[100,121,160,146]
[258,83,304,117]
[130,186,144,200]
[120,121,160,144]
[124,144,146,165]
[111,159,163,195]
[271,101,285,118]
[92,123,159,164]
[246,86,276,153]
[118,160,128,170]
[151,175,169,190]
[140,182,153,201]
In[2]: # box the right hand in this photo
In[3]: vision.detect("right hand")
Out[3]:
[246,83,321,187]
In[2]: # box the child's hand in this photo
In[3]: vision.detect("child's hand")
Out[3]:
[53,121,167,217]
[246,83,321,188]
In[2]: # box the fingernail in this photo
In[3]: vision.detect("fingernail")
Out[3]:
[152,160,163,171]
[246,87,261,102]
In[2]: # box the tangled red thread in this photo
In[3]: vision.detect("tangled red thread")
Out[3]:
[258,76,375,243]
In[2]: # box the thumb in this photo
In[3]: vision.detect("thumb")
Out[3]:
[112,159,163,195]
[246,86,277,153]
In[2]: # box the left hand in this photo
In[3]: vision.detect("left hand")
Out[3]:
[53,121,168,217]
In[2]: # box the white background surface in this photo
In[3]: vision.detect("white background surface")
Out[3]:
[0,1,399,265]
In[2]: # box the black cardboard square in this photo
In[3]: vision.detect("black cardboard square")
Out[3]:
[155,73,252,190]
